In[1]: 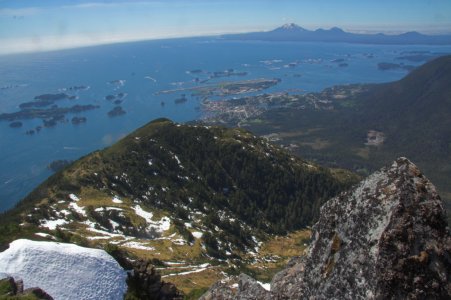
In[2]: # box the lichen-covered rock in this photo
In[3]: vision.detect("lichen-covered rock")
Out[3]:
[271,157,451,299]
[0,276,53,300]
[199,274,272,300]
[235,274,272,300]
[198,280,235,300]
[126,260,184,300]
[204,157,451,299]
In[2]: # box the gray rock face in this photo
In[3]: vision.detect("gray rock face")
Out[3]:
[0,276,53,300]
[127,260,184,299]
[202,157,451,299]
[271,157,451,299]
[199,274,271,300]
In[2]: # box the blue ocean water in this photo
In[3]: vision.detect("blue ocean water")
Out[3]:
[1,37,450,212]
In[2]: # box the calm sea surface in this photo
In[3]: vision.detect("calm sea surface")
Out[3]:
[1,37,450,211]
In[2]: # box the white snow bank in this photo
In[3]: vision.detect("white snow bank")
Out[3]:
[121,241,155,251]
[257,280,271,291]
[69,202,86,217]
[112,196,123,204]
[0,239,127,300]
[162,263,210,278]
[192,231,203,239]
[40,219,68,230]
[133,205,153,222]
[133,205,171,232]
[69,194,80,201]
[34,232,55,239]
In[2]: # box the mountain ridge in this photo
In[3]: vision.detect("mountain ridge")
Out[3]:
[221,23,451,45]
[0,119,358,294]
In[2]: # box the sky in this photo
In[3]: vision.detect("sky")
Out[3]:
[0,0,450,55]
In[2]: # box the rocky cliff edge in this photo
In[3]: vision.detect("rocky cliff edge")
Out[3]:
[201,157,451,299]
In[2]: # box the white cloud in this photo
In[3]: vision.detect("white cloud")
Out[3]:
[62,2,121,9]
[0,25,256,56]
[62,1,167,10]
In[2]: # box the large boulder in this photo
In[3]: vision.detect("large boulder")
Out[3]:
[199,274,271,300]
[126,259,184,299]
[271,157,451,299]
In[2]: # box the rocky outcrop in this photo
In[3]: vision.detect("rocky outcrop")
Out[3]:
[199,274,271,300]
[202,157,451,299]
[126,260,184,300]
[0,276,53,299]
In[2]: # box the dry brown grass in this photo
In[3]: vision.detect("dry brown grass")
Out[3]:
[354,147,370,160]
[165,268,225,294]
[298,138,331,150]
[247,229,311,282]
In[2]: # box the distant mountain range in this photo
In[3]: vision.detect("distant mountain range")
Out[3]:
[222,23,451,45]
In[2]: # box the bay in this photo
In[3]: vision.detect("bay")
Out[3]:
[1,37,450,212]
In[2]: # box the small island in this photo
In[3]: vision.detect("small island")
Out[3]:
[71,117,87,125]
[187,69,203,74]
[156,78,280,98]
[105,92,127,102]
[34,93,69,101]
[174,94,188,104]
[107,106,126,117]
[209,69,248,79]
[107,79,126,88]
[9,121,23,128]
[19,93,72,110]
[0,84,27,90]
[60,85,90,92]
[0,104,99,122]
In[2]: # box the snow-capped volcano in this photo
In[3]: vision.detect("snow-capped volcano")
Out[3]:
[0,239,127,300]
[278,23,306,31]
[280,23,303,30]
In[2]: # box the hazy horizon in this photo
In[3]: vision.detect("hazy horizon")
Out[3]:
[1,0,451,55]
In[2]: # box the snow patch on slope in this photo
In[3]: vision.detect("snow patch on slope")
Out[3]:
[0,239,127,300]
[112,196,123,204]
[40,219,68,230]
[69,202,86,217]
[69,194,80,201]
[133,205,171,232]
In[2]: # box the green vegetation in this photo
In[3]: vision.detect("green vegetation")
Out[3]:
[230,55,451,223]
[0,278,43,300]
[0,278,14,297]
[93,119,357,251]
[0,118,358,293]
[185,287,209,300]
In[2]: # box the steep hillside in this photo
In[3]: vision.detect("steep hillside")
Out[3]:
[202,158,451,299]
[0,118,357,294]
[356,55,451,157]
[225,55,451,219]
